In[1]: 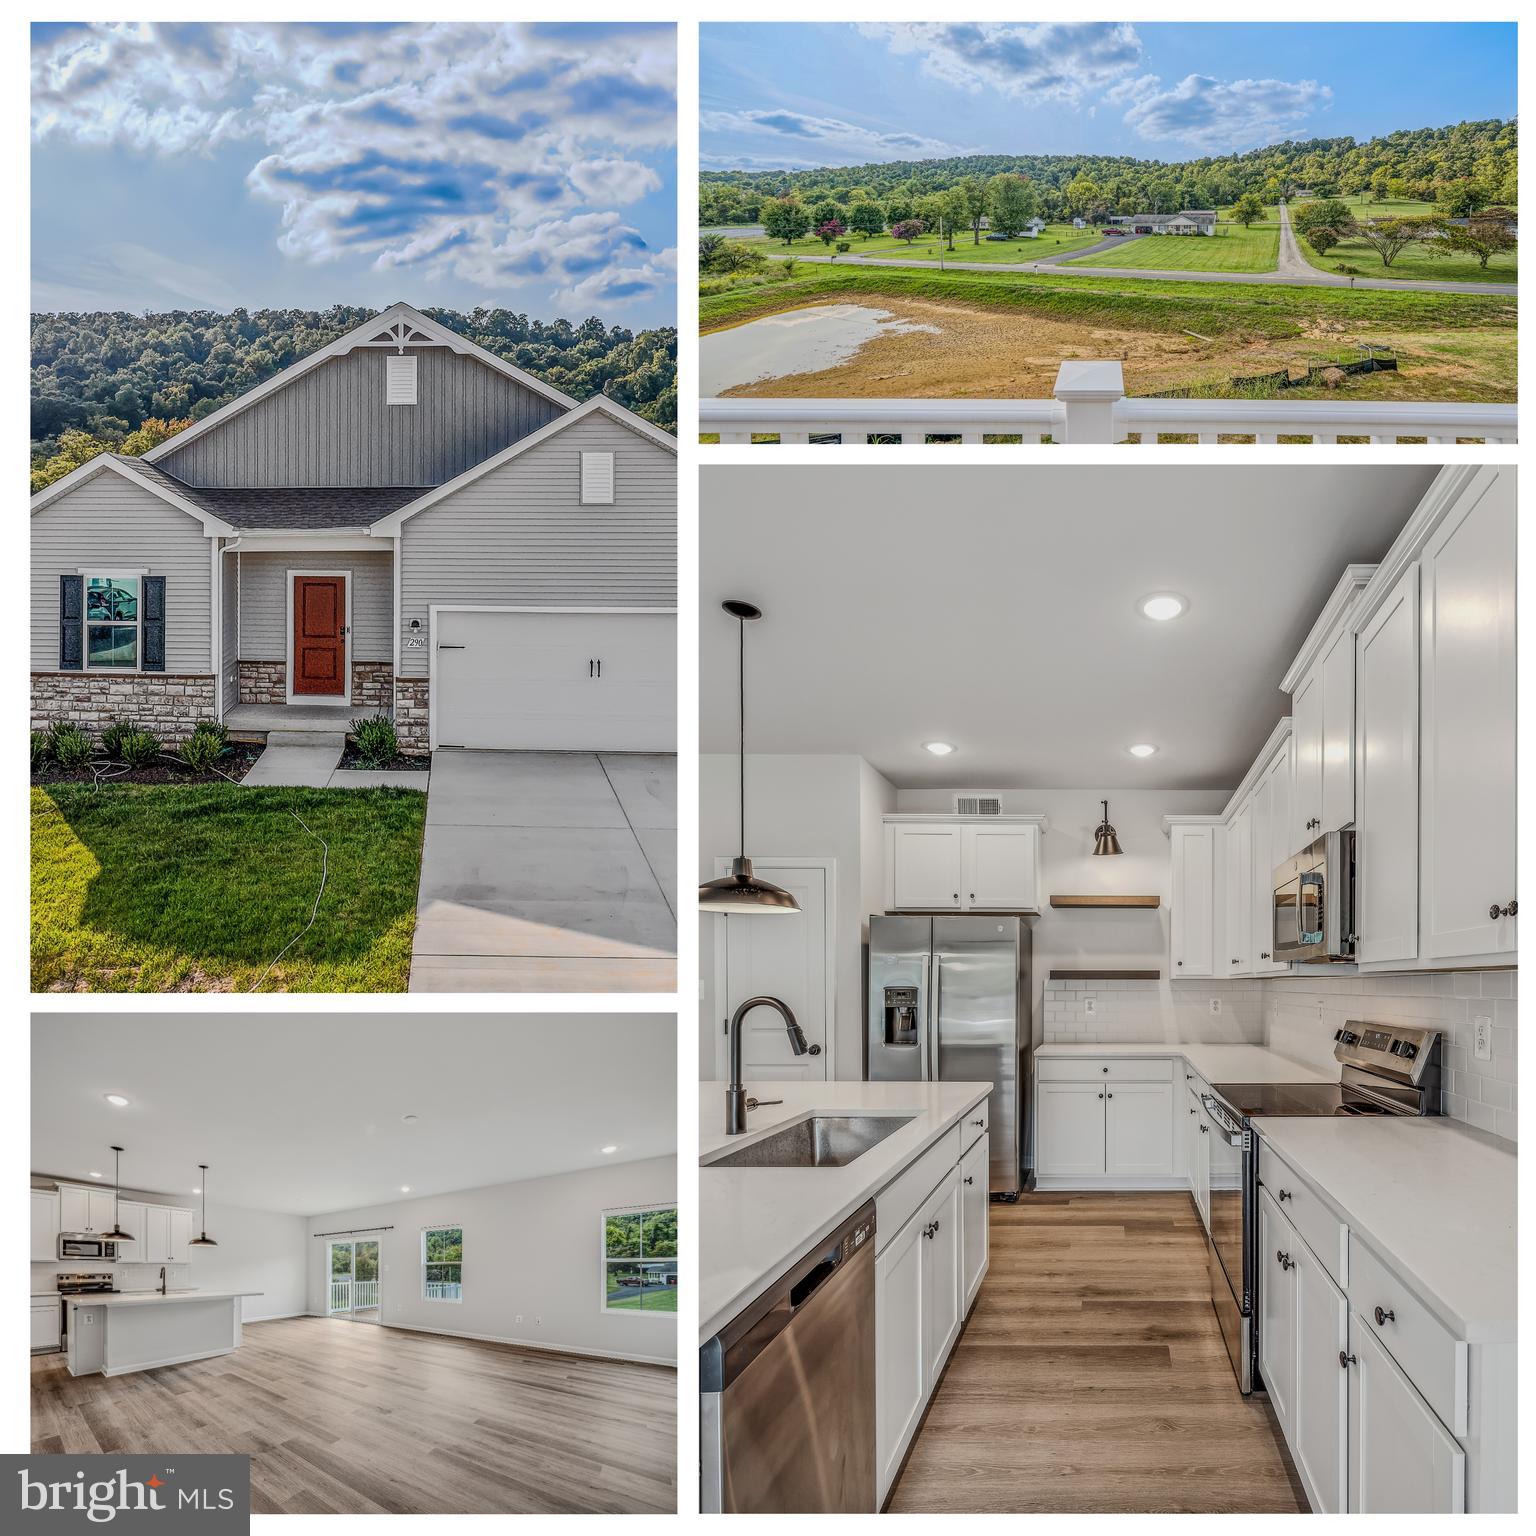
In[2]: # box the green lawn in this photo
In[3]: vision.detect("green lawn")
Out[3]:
[32,783,427,992]
[1070,223,1278,273]
[731,225,1105,264]
[1296,234,1517,285]
[607,1288,678,1313]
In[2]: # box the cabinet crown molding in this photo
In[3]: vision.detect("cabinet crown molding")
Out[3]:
[1279,564,1378,694]
[1220,715,1293,822]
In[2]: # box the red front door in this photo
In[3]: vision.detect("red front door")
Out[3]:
[293,576,346,697]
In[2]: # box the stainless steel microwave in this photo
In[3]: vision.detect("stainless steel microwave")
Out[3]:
[57,1234,119,1262]
[1272,830,1356,963]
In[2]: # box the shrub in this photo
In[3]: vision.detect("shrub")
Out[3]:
[1305,225,1341,256]
[100,718,138,758]
[178,730,224,774]
[835,241,851,254]
[192,719,229,752]
[350,713,399,768]
[890,219,925,245]
[117,729,162,769]
[30,730,49,773]
[48,720,93,769]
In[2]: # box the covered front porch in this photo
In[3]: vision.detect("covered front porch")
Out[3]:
[223,700,388,741]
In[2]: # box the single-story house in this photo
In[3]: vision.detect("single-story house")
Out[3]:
[31,303,678,754]
[1110,210,1217,235]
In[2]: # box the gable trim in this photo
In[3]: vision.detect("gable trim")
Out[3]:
[139,302,579,467]
[30,455,235,536]
[369,396,677,535]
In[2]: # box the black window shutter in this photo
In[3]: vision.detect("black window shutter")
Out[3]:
[58,575,83,670]
[142,576,166,673]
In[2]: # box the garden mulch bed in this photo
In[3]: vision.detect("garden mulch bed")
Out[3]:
[338,742,431,772]
[32,744,264,787]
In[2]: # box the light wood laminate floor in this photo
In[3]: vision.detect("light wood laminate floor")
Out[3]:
[32,1316,676,1515]
[887,1191,1307,1514]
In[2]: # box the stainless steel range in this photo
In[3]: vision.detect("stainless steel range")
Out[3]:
[55,1272,119,1353]
[1201,1023,1442,1393]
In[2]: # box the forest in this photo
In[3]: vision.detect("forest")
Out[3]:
[30,305,677,484]
[700,119,1517,227]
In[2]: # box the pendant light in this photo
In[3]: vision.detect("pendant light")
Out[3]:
[102,1145,134,1242]
[697,600,801,914]
[1092,799,1124,856]
[188,1164,218,1247]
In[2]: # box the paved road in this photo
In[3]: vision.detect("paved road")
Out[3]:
[1274,200,1317,280]
[1030,231,1147,264]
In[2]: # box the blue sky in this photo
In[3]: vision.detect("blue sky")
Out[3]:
[702,22,1516,168]
[31,22,676,325]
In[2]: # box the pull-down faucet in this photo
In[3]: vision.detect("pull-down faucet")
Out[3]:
[726,996,820,1134]
[158,1266,167,1296]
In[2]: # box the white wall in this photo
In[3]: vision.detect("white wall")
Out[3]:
[31,1177,309,1322]
[305,1154,678,1365]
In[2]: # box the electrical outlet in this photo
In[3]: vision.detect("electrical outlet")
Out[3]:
[1083,996,1097,1017]
[515,1313,523,1324]
[1474,1015,1493,1062]
[536,1316,541,1326]
[1209,997,1221,1016]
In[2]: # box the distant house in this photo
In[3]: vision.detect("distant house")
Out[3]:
[1111,210,1217,235]
[1072,217,1087,229]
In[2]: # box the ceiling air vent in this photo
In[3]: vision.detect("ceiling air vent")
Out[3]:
[954,794,1002,816]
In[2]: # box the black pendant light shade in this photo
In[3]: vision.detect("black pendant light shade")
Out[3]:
[102,1145,134,1242]
[188,1164,218,1247]
[1092,799,1124,856]
[698,600,801,915]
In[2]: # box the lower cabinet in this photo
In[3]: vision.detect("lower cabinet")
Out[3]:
[30,1300,60,1353]
[920,1174,961,1392]
[1258,1190,1298,1432]
[1035,1060,1175,1184]
[1103,1081,1174,1178]
[1035,1081,1105,1180]
[959,1133,990,1314]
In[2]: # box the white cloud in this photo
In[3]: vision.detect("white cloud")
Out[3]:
[860,21,1143,105]
[30,22,675,309]
[701,108,967,165]
[1118,73,1332,151]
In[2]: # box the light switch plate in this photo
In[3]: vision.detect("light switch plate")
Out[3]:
[1083,996,1097,1017]
[1473,1015,1493,1061]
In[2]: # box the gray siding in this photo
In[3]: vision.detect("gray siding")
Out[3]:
[158,348,564,488]
[31,472,212,673]
[397,414,676,678]
[237,551,393,663]
[220,541,238,704]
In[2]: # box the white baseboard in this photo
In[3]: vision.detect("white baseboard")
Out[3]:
[1033,1175,1190,1192]
[382,1319,676,1369]
[242,1310,308,1325]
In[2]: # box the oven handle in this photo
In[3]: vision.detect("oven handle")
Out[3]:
[1199,1094,1245,1145]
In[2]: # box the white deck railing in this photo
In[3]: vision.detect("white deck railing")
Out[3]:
[329,1278,380,1312]
[425,1280,462,1300]
[700,361,1516,446]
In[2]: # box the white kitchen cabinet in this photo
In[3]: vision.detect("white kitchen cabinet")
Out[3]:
[961,823,1039,910]
[1294,1237,1348,1513]
[30,1300,60,1353]
[920,1171,961,1390]
[1103,1081,1174,1179]
[885,817,1043,913]
[143,1205,171,1264]
[1319,624,1357,835]
[168,1207,194,1263]
[1167,821,1216,977]
[31,1190,59,1262]
[1291,665,1323,852]
[1355,564,1421,965]
[1418,468,1517,963]
[959,1133,989,1316]
[889,823,964,910]
[1034,1080,1106,1181]
[113,1201,147,1264]
[1258,1188,1298,1438]
[1194,1106,1211,1231]
[59,1185,117,1234]
[1224,798,1252,975]
[1347,1311,1465,1512]
[1254,737,1293,973]
[875,1209,927,1503]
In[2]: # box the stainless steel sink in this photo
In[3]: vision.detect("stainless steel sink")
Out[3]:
[704,1115,913,1169]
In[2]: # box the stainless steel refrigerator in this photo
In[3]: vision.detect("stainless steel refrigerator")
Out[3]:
[866,915,1032,1197]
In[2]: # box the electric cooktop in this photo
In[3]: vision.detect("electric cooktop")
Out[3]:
[1210,1081,1399,1118]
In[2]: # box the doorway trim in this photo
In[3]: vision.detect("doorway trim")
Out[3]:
[285,569,352,707]
[711,855,837,1080]
[326,1236,381,1324]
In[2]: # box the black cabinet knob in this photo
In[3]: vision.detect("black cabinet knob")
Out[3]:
[1374,1306,1395,1327]
[1339,1350,1356,1369]
[1278,1189,1292,1202]
[964,1176,974,1186]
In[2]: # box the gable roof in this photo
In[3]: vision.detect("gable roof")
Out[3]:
[370,395,676,535]
[139,302,579,468]
[30,453,236,536]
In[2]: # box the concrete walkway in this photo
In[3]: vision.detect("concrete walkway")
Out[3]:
[409,750,677,993]
[242,730,346,788]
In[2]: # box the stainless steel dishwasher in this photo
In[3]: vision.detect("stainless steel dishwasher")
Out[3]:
[700,1201,876,1513]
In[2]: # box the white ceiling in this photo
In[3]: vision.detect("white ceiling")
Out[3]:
[31,1015,675,1216]
[700,465,1437,789]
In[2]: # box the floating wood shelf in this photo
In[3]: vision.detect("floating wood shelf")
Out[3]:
[1049,894,1161,909]
[1049,969,1162,981]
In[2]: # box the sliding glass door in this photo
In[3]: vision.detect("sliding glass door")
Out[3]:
[327,1239,381,1323]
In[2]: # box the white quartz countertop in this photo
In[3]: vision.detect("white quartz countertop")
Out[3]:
[63,1290,260,1309]
[1035,1041,1333,1085]
[699,1079,992,1343]
[1254,1117,1516,1342]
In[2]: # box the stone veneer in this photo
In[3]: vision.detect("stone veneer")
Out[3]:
[394,677,430,753]
[31,673,217,745]
[237,660,286,705]
[239,659,395,711]
[351,661,394,712]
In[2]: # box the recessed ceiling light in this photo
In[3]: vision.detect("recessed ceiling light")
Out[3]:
[923,741,956,756]
[1128,743,1158,758]
[1139,592,1187,622]
[193,1187,202,1195]
[88,1171,102,1179]
[400,1185,412,1193]
[600,1145,619,1155]
[103,1093,130,1107]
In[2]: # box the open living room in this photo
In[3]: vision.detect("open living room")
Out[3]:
[30,1012,678,1516]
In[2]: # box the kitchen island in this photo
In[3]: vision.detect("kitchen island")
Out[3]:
[65,1290,262,1378]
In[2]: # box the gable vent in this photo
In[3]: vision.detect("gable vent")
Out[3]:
[581,450,615,505]
[386,355,418,406]
[954,794,1002,816]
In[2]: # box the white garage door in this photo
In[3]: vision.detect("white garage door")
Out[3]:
[433,609,676,751]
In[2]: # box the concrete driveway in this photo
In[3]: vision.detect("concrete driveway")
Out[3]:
[409,750,676,993]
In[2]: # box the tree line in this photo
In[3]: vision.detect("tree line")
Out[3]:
[31,305,677,487]
[701,118,1517,229]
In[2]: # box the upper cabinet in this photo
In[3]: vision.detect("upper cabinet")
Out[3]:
[31,1189,59,1262]
[1166,819,1217,977]
[885,816,1043,913]
[1252,736,1294,974]
[58,1185,117,1234]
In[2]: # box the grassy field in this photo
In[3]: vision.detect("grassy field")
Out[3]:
[1070,224,1279,273]
[1296,234,1517,284]
[726,225,1104,263]
[32,783,427,991]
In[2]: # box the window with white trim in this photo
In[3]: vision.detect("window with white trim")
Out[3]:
[84,574,140,669]
[386,354,418,405]
[422,1225,462,1301]
[601,1205,677,1315]
[580,450,615,504]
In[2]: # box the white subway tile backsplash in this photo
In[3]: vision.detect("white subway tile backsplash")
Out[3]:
[1041,979,1264,1046]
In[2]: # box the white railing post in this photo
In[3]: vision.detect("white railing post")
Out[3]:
[1052,361,1125,444]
